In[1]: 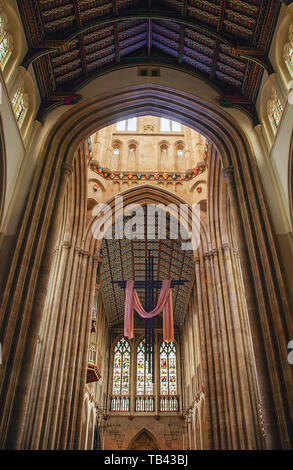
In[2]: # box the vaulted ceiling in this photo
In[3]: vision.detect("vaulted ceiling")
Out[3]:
[17,1,285,121]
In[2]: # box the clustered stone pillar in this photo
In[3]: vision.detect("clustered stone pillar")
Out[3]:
[222,165,280,449]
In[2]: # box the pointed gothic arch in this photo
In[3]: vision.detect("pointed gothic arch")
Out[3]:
[0,116,6,229]
[0,84,292,451]
[127,428,160,450]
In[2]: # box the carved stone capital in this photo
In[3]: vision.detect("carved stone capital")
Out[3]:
[74,246,90,258]
[54,240,72,253]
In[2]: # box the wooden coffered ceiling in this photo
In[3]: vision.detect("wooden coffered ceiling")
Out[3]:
[17,1,286,121]
[100,238,194,327]
[99,210,194,326]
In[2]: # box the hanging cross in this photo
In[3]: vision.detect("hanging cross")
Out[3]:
[112,250,188,378]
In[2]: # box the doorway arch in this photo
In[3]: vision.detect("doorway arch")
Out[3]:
[128,429,160,451]
[0,84,292,450]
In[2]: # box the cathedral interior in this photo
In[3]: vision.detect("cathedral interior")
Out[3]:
[0,0,292,451]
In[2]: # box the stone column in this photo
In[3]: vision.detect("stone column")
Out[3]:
[222,166,280,449]
[4,162,74,450]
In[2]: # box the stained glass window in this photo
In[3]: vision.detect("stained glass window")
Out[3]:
[0,14,13,70]
[112,338,131,396]
[136,339,154,396]
[267,90,283,132]
[15,94,28,125]
[12,84,22,108]
[160,341,177,395]
[0,34,10,66]
[283,24,293,76]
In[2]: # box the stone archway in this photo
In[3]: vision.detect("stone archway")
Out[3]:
[289,131,293,229]
[128,429,160,451]
[0,117,6,229]
[0,84,292,450]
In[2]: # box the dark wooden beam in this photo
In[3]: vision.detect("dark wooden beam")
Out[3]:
[217,0,227,32]
[178,25,184,64]
[147,19,152,57]
[113,1,120,63]
[39,11,257,47]
[210,39,220,81]
[114,23,120,63]
[73,0,82,28]
[73,1,88,77]
[181,0,187,16]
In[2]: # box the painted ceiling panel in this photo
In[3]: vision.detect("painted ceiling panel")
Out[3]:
[17,0,282,121]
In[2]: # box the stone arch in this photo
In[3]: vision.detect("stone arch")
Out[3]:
[0,84,291,450]
[289,131,293,229]
[127,428,160,450]
[85,184,208,261]
[0,115,6,229]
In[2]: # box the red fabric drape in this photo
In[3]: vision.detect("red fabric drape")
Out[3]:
[124,280,174,342]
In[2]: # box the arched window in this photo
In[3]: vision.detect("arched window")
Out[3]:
[0,13,13,70]
[160,341,178,411]
[267,89,283,132]
[89,344,97,364]
[112,140,121,158]
[111,338,131,411]
[11,80,29,128]
[128,142,137,171]
[175,142,184,157]
[15,93,29,126]
[136,339,154,412]
[283,24,293,76]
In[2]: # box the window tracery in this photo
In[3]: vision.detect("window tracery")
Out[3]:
[0,13,13,70]
[267,89,283,132]
[283,24,293,76]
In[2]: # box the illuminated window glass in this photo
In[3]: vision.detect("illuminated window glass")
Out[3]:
[160,341,177,395]
[12,84,22,107]
[116,120,126,131]
[267,90,283,132]
[136,339,154,395]
[161,118,181,132]
[161,118,170,132]
[112,338,131,396]
[0,14,13,70]
[116,118,137,131]
[0,34,10,66]
[283,24,293,76]
[171,121,181,132]
[113,147,120,155]
[127,117,137,131]
[15,94,28,125]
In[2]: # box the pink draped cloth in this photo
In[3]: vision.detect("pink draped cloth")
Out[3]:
[124,280,174,342]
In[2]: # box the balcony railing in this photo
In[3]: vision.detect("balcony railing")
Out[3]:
[111,395,130,412]
[135,395,155,412]
[160,395,179,412]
